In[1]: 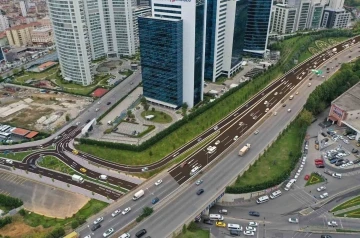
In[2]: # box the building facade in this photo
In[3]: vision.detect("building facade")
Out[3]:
[271,4,297,34]
[5,23,40,47]
[307,3,324,29]
[0,15,9,32]
[133,6,151,51]
[47,0,93,85]
[139,0,206,108]
[20,1,28,17]
[31,27,54,45]
[322,8,350,28]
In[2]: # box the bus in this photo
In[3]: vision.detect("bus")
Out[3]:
[227,223,242,231]
[209,214,224,221]
[256,195,269,204]
[270,190,282,199]
[284,179,296,191]
[0,132,11,139]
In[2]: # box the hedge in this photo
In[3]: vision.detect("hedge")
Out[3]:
[0,194,23,210]
[0,217,12,229]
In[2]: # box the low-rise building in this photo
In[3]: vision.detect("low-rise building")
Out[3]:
[321,8,350,29]
[328,82,360,141]
[31,27,54,46]
[5,22,40,47]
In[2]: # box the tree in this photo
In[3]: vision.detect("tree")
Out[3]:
[182,224,187,234]
[182,102,188,115]
[151,107,155,112]
[144,103,150,112]
[127,110,132,118]
[142,207,153,217]
[65,114,70,121]
[140,96,147,105]
[298,109,313,127]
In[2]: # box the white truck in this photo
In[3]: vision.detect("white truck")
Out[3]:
[239,143,251,156]
[132,189,144,201]
[72,174,84,183]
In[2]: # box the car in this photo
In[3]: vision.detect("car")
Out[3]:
[91,223,101,231]
[93,217,104,224]
[141,167,148,172]
[99,175,107,180]
[152,197,160,204]
[273,111,277,116]
[103,228,114,237]
[72,149,78,155]
[203,218,213,225]
[197,189,204,195]
[216,221,226,227]
[234,136,239,141]
[111,209,121,217]
[343,139,349,144]
[248,221,258,227]
[97,101,101,104]
[213,125,218,130]
[317,186,326,192]
[282,104,286,107]
[254,130,259,135]
[155,179,162,186]
[243,231,255,236]
[321,235,332,238]
[86,119,91,123]
[327,221,338,227]
[320,192,329,199]
[5,159,13,164]
[308,83,312,86]
[29,164,37,169]
[287,109,291,112]
[95,108,99,111]
[195,179,203,185]
[304,175,310,180]
[119,233,131,238]
[215,140,220,145]
[122,207,131,215]
[135,229,147,238]
[265,108,269,113]
[332,173,342,179]
[264,101,268,105]
[80,168,87,173]
[245,226,256,232]
[295,91,299,95]
[248,211,260,217]
[107,102,111,105]
[84,236,91,238]
[288,218,298,223]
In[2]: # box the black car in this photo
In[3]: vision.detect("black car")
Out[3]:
[107,102,111,105]
[324,170,332,175]
[91,223,101,231]
[135,229,147,238]
[29,164,37,169]
[197,189,204,195]
[321,235,332,238]
[248,211,260,217]
[86,119,91,123]
[203,219,213,225]
[230,230,241,236]
[352,149,359,154]
[353,159,360,164]
[321,132,327,137]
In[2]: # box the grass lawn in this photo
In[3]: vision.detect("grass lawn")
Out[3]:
[140,110,173,124]
[22,199,107,228]
[331,195,360,212]
[336,207,360,218]
[76,34,350,167]
[176,229,209,238]
[230,121,304,188]
[1,151,37,162]
[305,173,325,186]
[13,66,58,83]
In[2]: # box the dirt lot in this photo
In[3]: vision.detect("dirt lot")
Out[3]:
[0,85,91,132]
[0,216,50,238]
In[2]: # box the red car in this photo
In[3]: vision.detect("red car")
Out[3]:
[315,159,323,163]
[304,175,310,180]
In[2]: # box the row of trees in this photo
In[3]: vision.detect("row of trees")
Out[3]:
[226,57,360,194]
[45,227,65,238]
[0,194,23,211]
[0,217,12,229]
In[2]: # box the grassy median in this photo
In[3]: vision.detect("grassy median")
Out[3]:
[332,195,360,212]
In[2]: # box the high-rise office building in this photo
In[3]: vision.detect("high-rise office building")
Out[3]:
[139,0,206,108]
[271,4,297,34]
[47,0,93,85]
[321,8,350,28]
[307,2,324,29]
[133,6,152,51]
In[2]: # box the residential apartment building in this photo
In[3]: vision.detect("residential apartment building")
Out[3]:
[47,0,93,85]
[271,4,297,34]
[0,15,9,32]
[5,22,40,47]
[20,1,27,17]
[38,16,52,28]
[138,0,206,108]
[31,27,53,45]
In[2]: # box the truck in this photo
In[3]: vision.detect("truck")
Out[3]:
[64,231,79,238]
[239,143,251,156]
[72,174,84,183]
[132,189,144,201]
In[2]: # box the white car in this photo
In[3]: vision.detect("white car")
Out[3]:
[5,159,13,164]
[99,175,108,180]
[84,236,91,238]
[288,218,298,223]
[215,140,220,145]
[328,221,338,227]
[265,108,269,113]
[332,173,342,179]
[245,226,256,232]
[234,136,239,141]
[244,231,255,236]
[287,109,291,112]
[320,192,329,199]
[264,101,268,104]
[316,186,326,192]
[95,108,99,111]
[343,139,349,144]
[122,207,131,215]
[141,167,149,172]
[254,130,259,135]
[111,209,121,217]
[155,179,162,186]
[248,222,258,227]
[103,228,114,237]
[93,217,104,225]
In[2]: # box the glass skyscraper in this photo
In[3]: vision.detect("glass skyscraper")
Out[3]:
[231,0,248,68]
[194,3,205,105]
[138,17,184,107]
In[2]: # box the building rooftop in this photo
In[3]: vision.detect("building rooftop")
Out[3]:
[6,22,41,31]
[332,82,360,112]
[11,128,30,136]
[32,27,52,32]
[25,131,38,139]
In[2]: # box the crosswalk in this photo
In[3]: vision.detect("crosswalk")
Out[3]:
[0,171,27,186]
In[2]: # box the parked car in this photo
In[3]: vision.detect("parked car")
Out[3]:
[203,219,213,225]
[317,186,326,192]
[320,192,329,199]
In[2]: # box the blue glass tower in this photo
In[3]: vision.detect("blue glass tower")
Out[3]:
[243,0,272,55]
[231,0,248,67]
[138,17,184,108]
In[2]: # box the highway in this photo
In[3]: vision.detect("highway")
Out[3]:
[76,37,360,238]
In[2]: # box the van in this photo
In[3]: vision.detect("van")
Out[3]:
[256,195,269,204]
[135,229,147,238]
[289,95,294,100]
